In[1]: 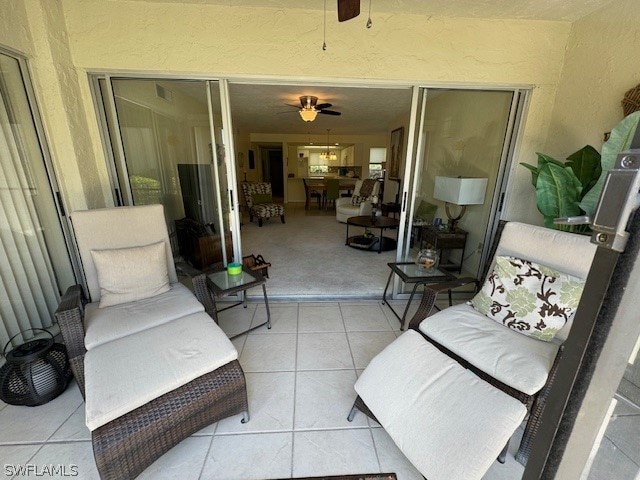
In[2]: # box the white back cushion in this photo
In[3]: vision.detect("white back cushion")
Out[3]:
[72,205,178,302]
[494,222,596,280]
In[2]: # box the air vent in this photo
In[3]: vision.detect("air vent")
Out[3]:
[155,84,173,102]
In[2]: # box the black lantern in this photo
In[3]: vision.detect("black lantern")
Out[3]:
[0,329,72,406]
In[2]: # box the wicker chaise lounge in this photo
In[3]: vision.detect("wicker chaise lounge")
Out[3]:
[349,221,597,479]
[56,205,249,480]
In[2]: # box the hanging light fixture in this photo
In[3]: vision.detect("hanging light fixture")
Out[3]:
[319,129,338,161]
[299,109,318,122]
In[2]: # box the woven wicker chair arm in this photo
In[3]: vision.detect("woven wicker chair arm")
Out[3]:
[408,287,438,330]
[54,285,87,360]
[192,273,217,317]
[407,277,480,330]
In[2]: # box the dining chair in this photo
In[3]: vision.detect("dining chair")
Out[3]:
[302,178,323,209]
[325,178,340,209]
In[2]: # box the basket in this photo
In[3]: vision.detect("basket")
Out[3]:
[0,329,72,406]
[622,83,640,117]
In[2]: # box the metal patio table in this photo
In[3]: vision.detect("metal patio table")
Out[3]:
[382,262,455,330]
[207,266,271,339]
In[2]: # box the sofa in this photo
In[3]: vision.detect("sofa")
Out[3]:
[335,178,381,223]
[56,205,249,480]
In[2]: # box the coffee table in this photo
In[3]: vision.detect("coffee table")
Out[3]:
[382,262,455,330]
[345,215,400,254]
[206,266,271,339]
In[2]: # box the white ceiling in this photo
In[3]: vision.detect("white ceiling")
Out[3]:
[228,83,413,136]
[123,0,615,22]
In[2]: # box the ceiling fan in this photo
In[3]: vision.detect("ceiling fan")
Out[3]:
[337,0,360,22]
[286,96,342,122]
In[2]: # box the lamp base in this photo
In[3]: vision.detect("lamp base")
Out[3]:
[444,203,466,232]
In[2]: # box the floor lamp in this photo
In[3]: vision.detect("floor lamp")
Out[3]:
[433,176,488,231]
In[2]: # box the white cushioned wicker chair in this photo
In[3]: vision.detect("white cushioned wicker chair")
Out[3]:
[55,205,249,480]
[348,221,597,479]
[335,178,380,223]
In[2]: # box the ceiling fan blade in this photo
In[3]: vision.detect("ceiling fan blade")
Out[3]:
[337,0,360,22]
[285,103,301,108]
[319,110,341,116]
[315,103,332,110]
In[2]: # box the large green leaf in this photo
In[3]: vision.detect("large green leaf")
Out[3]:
[521,163,539,187]
[566,145,601,199]
[580,112,640,215]
[536,162,582,228]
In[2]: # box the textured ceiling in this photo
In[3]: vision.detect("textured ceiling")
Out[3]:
[228,83,413,136]
[121,0,615,22]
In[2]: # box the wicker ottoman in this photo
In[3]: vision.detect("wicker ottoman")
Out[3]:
[353,330,527,480]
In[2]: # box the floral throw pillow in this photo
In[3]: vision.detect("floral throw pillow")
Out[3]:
[469,256,584,342]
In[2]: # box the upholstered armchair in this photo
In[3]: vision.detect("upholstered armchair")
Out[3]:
[335,178,380,223]
[348,221,597,478]
[55,205,249,480]
[241,181,285,227]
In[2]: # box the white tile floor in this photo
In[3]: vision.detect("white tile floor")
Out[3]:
[0,300,530,480]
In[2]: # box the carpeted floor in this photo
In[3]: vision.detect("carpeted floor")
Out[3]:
[240,203,398,299]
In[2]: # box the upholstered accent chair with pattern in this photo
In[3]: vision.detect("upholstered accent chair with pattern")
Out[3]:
[241,181,285,227]
[348,221,597,479]
[335,178,380,223]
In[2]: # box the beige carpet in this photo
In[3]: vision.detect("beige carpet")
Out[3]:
[240,203,398,299]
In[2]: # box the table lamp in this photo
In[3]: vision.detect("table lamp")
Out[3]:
[433,176,488,231]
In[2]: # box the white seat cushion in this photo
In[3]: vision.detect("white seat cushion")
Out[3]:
[84,282,204,350]
[419,303,559,395]
[356,330,527,480]
[84,312,237,431]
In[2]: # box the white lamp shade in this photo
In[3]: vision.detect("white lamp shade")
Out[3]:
[434,176,488,205]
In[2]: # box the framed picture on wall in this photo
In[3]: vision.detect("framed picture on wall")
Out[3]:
[389,127,404,179]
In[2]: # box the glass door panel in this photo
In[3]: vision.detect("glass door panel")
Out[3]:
[0,52,76,347]
[104,78,235,267]
[397,88,515,294]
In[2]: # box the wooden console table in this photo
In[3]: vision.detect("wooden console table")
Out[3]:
[421,225,468,273]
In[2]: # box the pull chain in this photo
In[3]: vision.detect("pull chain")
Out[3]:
[366,0,372,28]
[322,0,327,50]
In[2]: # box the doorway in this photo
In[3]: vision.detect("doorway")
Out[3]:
[261,147,284,197]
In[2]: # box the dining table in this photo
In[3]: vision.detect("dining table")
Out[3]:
[306,179,356,209]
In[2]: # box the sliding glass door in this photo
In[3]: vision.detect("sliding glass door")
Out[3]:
[0,51,76,347]
[96,78,240,267]
[395,87,525,293]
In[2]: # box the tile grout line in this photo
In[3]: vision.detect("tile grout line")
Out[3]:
[197,433,216,480]
[291,301,301,478]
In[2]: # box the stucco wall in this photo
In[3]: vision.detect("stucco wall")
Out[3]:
[0,1,110,211]
[1,0,580,222]
[55,0,573,223]
[545,0,640,159]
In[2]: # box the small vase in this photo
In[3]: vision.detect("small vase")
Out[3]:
[415,248,439,272]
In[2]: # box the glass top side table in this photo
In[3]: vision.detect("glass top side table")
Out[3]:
[206,266,271,339]
[382,262,455,330]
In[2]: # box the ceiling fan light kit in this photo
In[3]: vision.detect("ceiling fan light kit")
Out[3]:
[288,95,342,123]
[299,109,318,122]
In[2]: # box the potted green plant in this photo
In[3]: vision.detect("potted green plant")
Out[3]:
[522,112,640,232]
